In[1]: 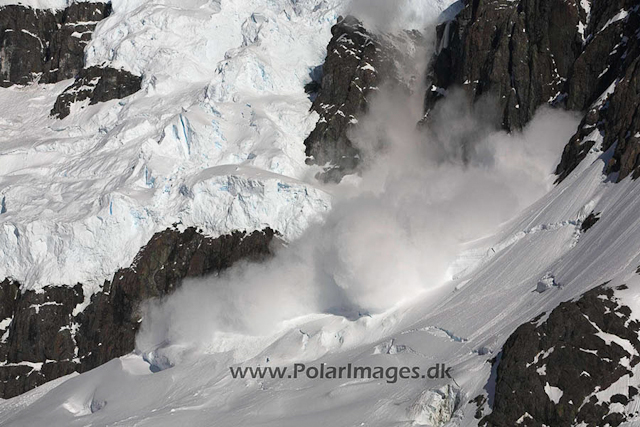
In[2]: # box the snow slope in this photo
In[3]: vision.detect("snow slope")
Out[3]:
[0,0,463,291]
[5,0,640,426]
[2,111,640,426]
[0,0,345,292]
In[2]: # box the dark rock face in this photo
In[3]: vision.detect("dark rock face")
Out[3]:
[556,3,640,182]
[426,0,640,182]
[0,3,112,86]
[565,0,639,112]
[0,3,143,119]
[0,281,82,397]
[75,227,275,372]
[482,284,640,426]
[425,0,583,131]
[51,66,143,119]
[304,16,384,182]
[304,16,422,182]
[0,227,276,398]
[581,212,601,232]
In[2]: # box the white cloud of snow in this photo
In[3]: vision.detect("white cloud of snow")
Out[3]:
[136,41,580,363]
[345,0,460,31]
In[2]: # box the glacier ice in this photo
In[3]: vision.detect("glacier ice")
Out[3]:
[0,0,343,292]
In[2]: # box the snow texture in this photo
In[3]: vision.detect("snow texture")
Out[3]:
[0,0,345,292]
[5,1,640,427]
[3,138,640,427]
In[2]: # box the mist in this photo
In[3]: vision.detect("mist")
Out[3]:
[345,0,459,31]
[135,16,580,364]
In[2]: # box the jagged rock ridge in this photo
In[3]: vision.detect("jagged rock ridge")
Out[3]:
[0,227,276,398]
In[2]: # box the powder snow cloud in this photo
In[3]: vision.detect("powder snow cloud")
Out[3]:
[135,18,580,364]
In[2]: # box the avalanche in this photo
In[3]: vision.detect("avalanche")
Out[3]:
[3,112,640,427]
[2,0,640,426]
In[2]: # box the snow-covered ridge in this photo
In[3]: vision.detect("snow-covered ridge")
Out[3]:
[4,1,640,425]
[0,0,461,293]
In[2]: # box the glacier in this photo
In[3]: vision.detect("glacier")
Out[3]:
[3,124,640,426]
[2,0,640,426]
[0,0,347,293]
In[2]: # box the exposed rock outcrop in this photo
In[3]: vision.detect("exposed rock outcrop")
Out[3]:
[0,3,112,86]
[556,2,640,182]
[51,65,143,118]
[0,227,277,398]
[304,16,423,182]
[0,3,143,119]
[482,284,640,426]
[0,281,83,397]
[424,0,584,131]
[304,16,387,182]
[425,0,640,182]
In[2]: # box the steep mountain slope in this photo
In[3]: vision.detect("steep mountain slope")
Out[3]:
[0,0,336,292]
[0,0,338,396]
[425,0,640,182]
[0,0,640,427]
[0,2,112,86]
[304,16,426,182]
[422,0,640,425]
[1,115,639,427]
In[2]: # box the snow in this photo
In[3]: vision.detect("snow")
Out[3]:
[577,0,592,42]
[516,412,533,424]
[0,0,344,293]
[360,63,376,72]
[0,317,11,330]
[408,385,459,426]
[544,383,563,404]
[2,0,640,426]
[527,347,554,368]
[599,9,630,33]
[595,330,638,357]
[0,0,462,298]
[3,98,640,426]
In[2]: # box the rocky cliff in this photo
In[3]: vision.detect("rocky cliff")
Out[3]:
[0,3,142,117]
[425,0,640,181]
[304,15,423,182]
[0,3,111,86]
[555,0,640,182]
[424,1,640,424]
[0,227,276,398]
[304,16,379,182]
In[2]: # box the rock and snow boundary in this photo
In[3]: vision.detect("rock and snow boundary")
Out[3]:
[1,1,640,427]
